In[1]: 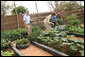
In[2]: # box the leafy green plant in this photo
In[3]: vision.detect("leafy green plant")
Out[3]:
[1,28,27,41]
[69,19,80,26]
[65,14,77,24]
[1,38,11,50]
[1,51,13,56]
[38,24,46,30]
[57,19,63,25]
[36,28,84,56]
[79,50,84,56]
[28,24,43,41]
[55,25,66,31]
[65,26,84,34]
[16,38,30,45]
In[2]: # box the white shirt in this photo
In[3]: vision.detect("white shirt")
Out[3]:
[23,14,30,24]
[44,14,51,24]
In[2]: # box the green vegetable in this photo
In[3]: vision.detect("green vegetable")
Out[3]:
[1,51,13,56]
[79,50,84,56]
[1,38,11,50]
[16,38,30,45]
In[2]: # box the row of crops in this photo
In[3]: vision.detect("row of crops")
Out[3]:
[1,14,84,56]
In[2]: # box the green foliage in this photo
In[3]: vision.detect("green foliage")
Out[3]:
[38,24,46,30]
[65,14,77,24]
[57,19,63,25]
[1,1,12,16]
[69,19,80,26]
[1,51,13,56]
[1,28,27,50]
[69,44,77,51]
[61,2,81,10]
[11,5,27,15]
[36,28,84,56]
[1,28,27,41]
[65,26,84,34]
[79,50,84,56]
[28,24,43,41]
[55,25,66,31]
[16,38,30,45]
[1,38,11,50]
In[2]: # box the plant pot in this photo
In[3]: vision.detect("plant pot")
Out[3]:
[16,43,30,49]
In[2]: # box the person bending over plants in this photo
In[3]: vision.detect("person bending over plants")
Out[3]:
[50,12,59,26]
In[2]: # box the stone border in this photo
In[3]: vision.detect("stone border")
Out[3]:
[10,43,24,56]
[32,41,69,56]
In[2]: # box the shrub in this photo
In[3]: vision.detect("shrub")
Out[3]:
[1,38,11,50]
[28,24,43,41]
[65,26,84,34]
[57,19,63,25]
[16,38,30,45]
[65,14,77,24]
[1,51,13,56]
[69,19,80,26]
[1,28,27,41]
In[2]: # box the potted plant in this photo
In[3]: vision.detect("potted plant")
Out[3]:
[16,38,30,49]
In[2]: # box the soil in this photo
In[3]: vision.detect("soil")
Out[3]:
[67,36,84,40]
[12,42,53,56]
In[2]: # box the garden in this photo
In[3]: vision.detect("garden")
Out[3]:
[1,13,84,56]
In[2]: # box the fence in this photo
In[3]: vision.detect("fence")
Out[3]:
[1,9,84,30]
[1,12,51,30]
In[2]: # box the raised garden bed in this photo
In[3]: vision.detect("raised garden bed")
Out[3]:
[10,43,24,56]
[10,41,69,56]
[10,42,53,56]
[32,41,69,56]
[15,38,30,49]
[16,43,30,49]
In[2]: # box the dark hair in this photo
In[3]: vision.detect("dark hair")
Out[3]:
[51,12,55,16]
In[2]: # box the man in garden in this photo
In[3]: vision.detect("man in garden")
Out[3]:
[23,10,32,35]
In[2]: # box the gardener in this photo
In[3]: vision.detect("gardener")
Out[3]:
[23,10,32,35]
[50,12,59,26]
[43,12,59,33]
[43,14,52,33]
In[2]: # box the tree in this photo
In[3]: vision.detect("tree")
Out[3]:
[47,1,55,12]
[11,5,27,15]
[14,1,19,29]
[61,1,82,10]
[1,1,12,16]
[35,1,39,25]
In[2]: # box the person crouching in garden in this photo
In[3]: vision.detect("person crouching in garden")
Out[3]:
[50,12,59,26]
[23,10,32,35]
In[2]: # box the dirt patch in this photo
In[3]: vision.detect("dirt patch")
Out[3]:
[12,42,53,56]
[67,36,84,40]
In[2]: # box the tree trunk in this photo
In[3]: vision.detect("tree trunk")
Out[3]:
[35,1,39,25]
[14,1,19,29]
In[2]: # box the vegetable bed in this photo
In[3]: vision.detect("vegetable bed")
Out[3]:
[28,25,84,56]
[1,24,84,56]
